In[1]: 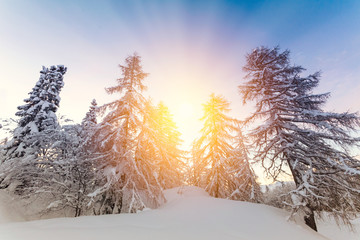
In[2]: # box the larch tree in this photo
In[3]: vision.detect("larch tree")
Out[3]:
[138,101,184,189]
[155,101,184,188]
[91,54,164,214]
[239,46,360,231]
[192,93,255,199]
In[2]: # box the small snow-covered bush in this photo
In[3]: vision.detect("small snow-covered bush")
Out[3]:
[262,181,296,210]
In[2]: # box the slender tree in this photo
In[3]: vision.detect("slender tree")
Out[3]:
[192,93,253,198]
[138,101,184,189]
[239,46,360,231]
[82,99,98,127]
[228,131,262,202]
[92,54,164,214]
[81,99,98,153]
[156,102,184,188]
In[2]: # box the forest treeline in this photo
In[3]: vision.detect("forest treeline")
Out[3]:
[1,46,360,232]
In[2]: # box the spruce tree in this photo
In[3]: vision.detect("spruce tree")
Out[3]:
[239,46,360,231]
[82,99,98,127]
[5,65,66,159]
[0,66,95,215]
[81,99,98,153]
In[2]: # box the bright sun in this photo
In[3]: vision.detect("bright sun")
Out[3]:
[172,102,202,151]
[176,102,195,119]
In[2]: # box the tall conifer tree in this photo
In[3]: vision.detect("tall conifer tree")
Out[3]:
[137,101,184,189]
[240,46,360,231]
[192,94,258,199]
[5,65,66,159]
[92,54,163,214]
[81,99,98,153]
[228,131,261,202]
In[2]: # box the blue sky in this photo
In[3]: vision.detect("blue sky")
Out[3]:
[1,0,360,149]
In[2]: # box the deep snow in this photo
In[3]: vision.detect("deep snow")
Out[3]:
[0,186,358,240]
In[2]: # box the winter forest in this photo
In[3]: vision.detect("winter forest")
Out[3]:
[1,45,360,237]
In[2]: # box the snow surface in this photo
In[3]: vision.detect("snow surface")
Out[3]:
[0,186,358,240]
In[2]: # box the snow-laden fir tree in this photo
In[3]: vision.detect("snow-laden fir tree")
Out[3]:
[81,99,98,153]
[137,101,184,189]
[239,46,360,231]
[82,99,98,128]
[0,66,95,216]
[91,54,164,214]
[1,65,66,192]
[192,93,259,200]
[4,65,67,160]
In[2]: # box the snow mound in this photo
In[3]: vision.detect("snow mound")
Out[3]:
[317,215,360,240]
[164,186,209,202]
[0,190,26,224]
[0,186,358,240]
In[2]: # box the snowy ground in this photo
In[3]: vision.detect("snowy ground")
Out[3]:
[0,187,358,240]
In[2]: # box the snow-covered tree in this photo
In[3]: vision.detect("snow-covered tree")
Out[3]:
[228,131,262,202]
[137,101,184,189]
[1,123,96,217]
[91,54,164,214]
[239,46,360,231]
[51,124,98,217]
[82,99,98,127]
[192,93,259,199]
[0,65,96,216]
[81,99,98,153]
[1,65,67,193]
[262,181,296,210]
[4,65,66,160]
[155,102,184,188]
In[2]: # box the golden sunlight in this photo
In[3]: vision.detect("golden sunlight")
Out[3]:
[172,101,202,151]
[176,102,195,119]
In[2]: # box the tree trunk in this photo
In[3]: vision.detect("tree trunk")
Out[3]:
[304,207,317,232]
[286,158,318,231]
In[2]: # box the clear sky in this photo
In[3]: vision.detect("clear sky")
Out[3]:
[1,0,360,152]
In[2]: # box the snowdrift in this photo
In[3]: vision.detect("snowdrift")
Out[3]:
[0,186,358,240]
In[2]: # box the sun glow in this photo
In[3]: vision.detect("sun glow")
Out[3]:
[172,101,202,151]
[175,102,195,120]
